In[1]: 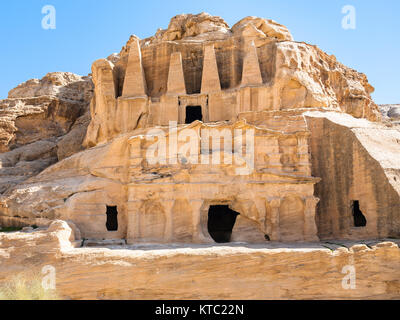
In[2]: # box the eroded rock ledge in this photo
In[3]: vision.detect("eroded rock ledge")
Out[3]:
[0,221,399,300]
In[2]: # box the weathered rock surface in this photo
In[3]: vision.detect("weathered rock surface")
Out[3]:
[231,16,294,41]
[0,133,129,230]
[150,12,232,42]
[56,111,91,161]
[0,222,400,299]
[0,72,93,194]
[305,111,400,240]
[388,105,400,120]
[379,104,400,129]
[0,139,57,194]
[1,72,93,151]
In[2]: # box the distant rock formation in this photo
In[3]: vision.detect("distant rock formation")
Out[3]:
[379,104,400,128]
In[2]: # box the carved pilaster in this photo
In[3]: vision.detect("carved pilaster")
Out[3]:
[190,200,212,243]
[268,198,281,241]
[303,196,320,241]
[126,200,143,244]
[253,197,267,233]
[162,200,175,242]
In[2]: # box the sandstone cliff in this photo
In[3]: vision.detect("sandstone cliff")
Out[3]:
[0,72,93,193]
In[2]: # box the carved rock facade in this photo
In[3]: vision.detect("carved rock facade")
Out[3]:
[0,13,398,244]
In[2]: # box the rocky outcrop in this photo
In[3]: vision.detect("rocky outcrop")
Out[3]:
[137,13,293,45]
[231,16,293,41]
[56,111,91,160]
[150,12,231,42]
[0,133,129,230]
[2,72,93,151]
[379,104,400,128]
[0,140,57,194]
[0,72,93,193]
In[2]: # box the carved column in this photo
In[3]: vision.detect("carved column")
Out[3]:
[303,196,320,241]
[268,198,281,241]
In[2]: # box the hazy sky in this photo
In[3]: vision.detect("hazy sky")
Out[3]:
[0,0,399,103]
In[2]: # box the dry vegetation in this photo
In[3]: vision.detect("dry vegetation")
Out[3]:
[0,274,59,300]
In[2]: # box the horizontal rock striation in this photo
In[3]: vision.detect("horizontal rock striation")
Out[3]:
[0,222,400,299]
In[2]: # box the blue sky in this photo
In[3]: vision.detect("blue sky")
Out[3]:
[0,0,399,103]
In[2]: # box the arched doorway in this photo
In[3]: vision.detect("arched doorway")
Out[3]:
[207,205,239,243]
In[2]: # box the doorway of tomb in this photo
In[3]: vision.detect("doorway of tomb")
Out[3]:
[351,200,367,227]
[106,205,119,231]
[207,205,240,243]
[185,105,203,123]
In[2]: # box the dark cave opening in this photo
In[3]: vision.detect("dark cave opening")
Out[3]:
[106,206,118,231]
[207,205,239,243]
[352,200,367,227]
[185,106,203,124]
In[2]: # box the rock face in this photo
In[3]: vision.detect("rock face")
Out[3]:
[305,112,400,240]
[379,104,400,129]
[0,222,400,299]
[0,73,93,194]
[2,72,93,151]
[0,13,398,246]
